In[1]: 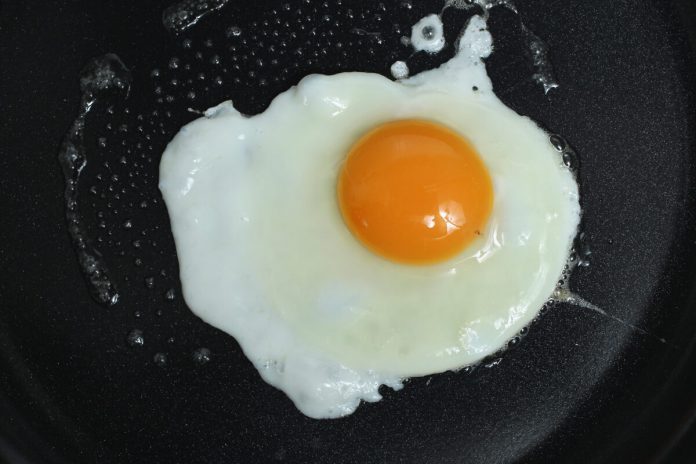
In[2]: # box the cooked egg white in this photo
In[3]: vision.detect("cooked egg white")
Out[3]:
[159,16,580,418]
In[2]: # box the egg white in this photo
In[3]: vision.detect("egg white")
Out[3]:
[159,16,580,418]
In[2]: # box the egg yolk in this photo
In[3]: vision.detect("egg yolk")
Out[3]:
[337,119,494,264]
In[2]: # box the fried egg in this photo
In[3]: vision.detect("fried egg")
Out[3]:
[159,16,580,418]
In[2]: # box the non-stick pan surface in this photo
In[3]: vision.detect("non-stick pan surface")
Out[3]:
[1,0,696,463]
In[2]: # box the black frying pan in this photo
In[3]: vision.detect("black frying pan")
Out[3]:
[1,0,696,462]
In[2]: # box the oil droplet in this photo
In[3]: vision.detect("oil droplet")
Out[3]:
[126,329,144,347]
[153,352,168,367]
[192,347,212,365]
[549,134,566,152]
[227,25,242,37]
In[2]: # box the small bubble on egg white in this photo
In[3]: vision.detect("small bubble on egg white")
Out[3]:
[410,14,445,53]
[390,61,409,79]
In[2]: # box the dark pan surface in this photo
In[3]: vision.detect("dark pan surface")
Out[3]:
[1,0,696,463]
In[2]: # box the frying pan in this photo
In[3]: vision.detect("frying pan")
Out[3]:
[1,0,695,462]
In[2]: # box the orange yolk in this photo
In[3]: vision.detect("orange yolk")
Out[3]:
[337,119,494,264]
